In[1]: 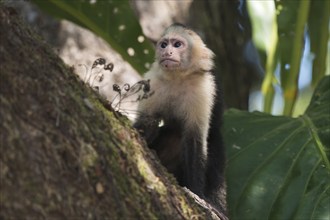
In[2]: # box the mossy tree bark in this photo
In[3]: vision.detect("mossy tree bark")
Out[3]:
[0,6,227,220]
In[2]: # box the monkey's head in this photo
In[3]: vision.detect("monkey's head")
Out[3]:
[156,24,214,74]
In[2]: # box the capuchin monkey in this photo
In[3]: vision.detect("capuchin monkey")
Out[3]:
[134,23,226,213]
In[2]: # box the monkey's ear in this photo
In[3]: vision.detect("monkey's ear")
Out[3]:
[192,45,215,72]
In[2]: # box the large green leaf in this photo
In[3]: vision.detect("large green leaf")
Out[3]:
[32,0,154,74]
[224,76,330,219]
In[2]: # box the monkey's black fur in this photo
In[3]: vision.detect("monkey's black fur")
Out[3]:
[204,74,227,213]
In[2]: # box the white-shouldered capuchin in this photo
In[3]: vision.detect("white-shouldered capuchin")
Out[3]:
[134,23,226,213]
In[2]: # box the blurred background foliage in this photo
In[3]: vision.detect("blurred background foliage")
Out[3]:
[247,0,329,116]
[31,0,329,117]
[33,0,154,74]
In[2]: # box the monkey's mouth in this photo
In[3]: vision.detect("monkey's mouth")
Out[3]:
[160,58,179,63]
[160,59,179,68]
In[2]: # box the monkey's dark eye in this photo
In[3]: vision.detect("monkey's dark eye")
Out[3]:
[160,42,167,48]
[174,41,182,48]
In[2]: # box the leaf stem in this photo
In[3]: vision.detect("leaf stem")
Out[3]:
[302,115,330,170]
[282,0,311,116]
[261,2,278,114]
[312,0,330,87]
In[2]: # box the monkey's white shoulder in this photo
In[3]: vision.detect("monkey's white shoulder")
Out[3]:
[140,62,216,131]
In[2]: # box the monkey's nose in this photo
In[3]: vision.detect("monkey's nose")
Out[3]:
[164,51,173,57]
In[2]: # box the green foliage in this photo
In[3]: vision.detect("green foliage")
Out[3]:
[224,76,330,219]
[32,0,154,74]
[248,0,330,116]
[247,1,278,113]
[308,0,330,87]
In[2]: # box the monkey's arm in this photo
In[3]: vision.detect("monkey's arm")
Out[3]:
[181,126,207,198]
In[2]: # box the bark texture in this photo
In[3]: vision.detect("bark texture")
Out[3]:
[0,6,227,220]
[189,0,260,110]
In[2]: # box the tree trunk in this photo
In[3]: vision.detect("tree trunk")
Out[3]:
[0,6,227,220]
[189,0,260,110]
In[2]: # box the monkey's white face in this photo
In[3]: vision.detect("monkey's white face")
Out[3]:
[156,35,190,72]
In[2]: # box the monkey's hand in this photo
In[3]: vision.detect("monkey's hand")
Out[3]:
[133,114,161,144]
